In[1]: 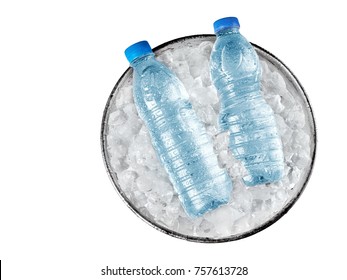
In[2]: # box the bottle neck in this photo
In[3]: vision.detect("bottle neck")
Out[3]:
[130,53,155,68]
[216,27,240,37]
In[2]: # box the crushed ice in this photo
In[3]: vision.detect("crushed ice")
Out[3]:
[104,38,313,239]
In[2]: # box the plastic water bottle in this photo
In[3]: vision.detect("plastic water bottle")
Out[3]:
[210,17,284,186]
[125,41,232,217]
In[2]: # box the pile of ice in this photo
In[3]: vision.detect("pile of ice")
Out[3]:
[104,37,313,239]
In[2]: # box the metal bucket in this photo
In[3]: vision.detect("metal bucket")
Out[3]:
[101,35,316,242]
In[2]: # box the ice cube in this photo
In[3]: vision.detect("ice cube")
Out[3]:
[136,174,153,192]
[198,41,213,57]
[116,86,133,108]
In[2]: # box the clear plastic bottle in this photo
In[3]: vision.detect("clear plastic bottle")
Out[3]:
[125,41,232,217]
[210,17,284,186]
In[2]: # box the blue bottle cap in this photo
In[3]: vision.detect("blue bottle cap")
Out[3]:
[213,17,240,33]
[124,41,153,63]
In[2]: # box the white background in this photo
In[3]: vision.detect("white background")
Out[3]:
[0,0,346,279]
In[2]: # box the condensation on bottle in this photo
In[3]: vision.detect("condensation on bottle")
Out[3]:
[210,17,284,186]
[125,41,232,217]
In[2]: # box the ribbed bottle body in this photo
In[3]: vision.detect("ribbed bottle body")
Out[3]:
[132,56,232,217]
[211,30,284,186]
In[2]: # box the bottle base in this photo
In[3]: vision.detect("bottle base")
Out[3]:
[243,169,283,187]
[183,197,230,218]
[180,181,232,218]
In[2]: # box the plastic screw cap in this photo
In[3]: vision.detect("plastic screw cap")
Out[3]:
[213,17,240,33]
[124,41,153,63]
